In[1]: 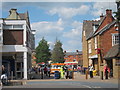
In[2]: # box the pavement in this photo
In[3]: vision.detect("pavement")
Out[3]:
[27,72,118,84]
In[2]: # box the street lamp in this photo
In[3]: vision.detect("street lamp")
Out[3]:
[116,0,120,55]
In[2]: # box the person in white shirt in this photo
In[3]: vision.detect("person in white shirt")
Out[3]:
[89,64,94,78]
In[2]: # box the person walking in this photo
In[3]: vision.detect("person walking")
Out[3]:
[60,66,64,79]
[89,64,94,78]
[104,64,110,79]
[47,66,51,77]
[44,67,48,76]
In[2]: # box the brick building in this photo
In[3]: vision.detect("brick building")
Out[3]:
[64,50,83,66]
[0,9,35,79]
[82,9,119,79]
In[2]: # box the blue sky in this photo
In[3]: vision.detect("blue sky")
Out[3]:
[1,1,117,52]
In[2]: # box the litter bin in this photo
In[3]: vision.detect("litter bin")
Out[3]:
[54,71,60,79]
[93,70,97,76]
[83,67,88,74]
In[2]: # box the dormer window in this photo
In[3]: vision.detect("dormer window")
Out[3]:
[114,24,118,31]
[93,24,99,32]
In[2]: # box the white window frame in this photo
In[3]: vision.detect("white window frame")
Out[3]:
[83,30,85,36]
[4,24,23,29]
[88,43,92,53]
[112,33,119,46]
[94,37,97,49]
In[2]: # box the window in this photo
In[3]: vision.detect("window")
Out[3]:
[112,34,119,46]
[115,59,120,66]
[4,24,23,29]
[93,25,99,32]
[4,25,12,29]
[94,37,97,49]
[88,43,92,53]
[114,24,118,31]
[13,25,23,29]
[83,30,85,36]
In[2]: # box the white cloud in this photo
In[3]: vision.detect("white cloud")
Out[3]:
[62,21,82,51]
[48,5,89,19]
[92,2,117,17]
[63,21,82,39]
[31,18,64,36]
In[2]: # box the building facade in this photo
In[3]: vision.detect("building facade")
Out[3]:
[0,9,35,80]
[64,50,83,66]
[82,9,120,79]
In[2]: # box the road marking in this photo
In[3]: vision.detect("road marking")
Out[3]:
[82,85,92,88]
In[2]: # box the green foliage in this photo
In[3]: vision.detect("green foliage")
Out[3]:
[35,37,51,63]
[51,40,65,63]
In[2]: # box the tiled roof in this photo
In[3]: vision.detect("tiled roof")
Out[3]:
[83,20,100,40]
[93,20,116,36]
[104,44,120,59]
[65,51,82,56]
[19,13,27,19]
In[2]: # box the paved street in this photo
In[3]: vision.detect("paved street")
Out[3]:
[2,72,119,89]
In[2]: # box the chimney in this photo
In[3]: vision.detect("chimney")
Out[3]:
[76,50,79,52]
[9,8,17,14]
[100,13,104,20]
[64,51,66,53]
[106,9,112,16]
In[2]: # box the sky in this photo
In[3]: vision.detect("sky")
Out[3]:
[1,1,117,52]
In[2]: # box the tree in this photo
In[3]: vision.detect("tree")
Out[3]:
[35,37,51,63]
[51,40,65,63]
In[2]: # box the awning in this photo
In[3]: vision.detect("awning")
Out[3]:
[64,62,78,65]
[104,44,120,59]
[89,54,98,59]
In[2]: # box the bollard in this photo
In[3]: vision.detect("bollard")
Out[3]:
[86,69,88,79]
[101,71,103,80]
[11,71,13,80]
[72,71,74,79]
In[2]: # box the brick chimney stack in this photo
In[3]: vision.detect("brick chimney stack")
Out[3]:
[106,9,112,16]
[9,8,17,14]
[100,13,104,20]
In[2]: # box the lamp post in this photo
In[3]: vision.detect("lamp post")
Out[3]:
[116,0,120,80]
[116,0,120,53]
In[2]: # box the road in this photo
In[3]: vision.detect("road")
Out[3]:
[1,72,119,89]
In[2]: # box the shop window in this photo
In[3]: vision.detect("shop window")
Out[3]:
[115,59,120,66]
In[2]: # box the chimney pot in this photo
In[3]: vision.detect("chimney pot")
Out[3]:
[106,9,112,15]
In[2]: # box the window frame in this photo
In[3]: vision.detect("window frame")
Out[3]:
[112,33,119,46]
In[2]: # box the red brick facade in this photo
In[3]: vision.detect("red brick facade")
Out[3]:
[100,26,118,57]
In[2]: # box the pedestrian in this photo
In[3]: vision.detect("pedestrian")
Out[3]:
[38,66,41,75]
[89,64,94,78]
[41,67,44,79]
[104,64,110,79]
[47,66,51,77]
[60,66,64,79]
[77,66,81,73]
[44,67,48,76]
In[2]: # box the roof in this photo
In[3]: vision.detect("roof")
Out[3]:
[65,51,82,56]
[19,13,27,19]
[83,20,100,40]
[93,20,116,37]
[104,44,120,59]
